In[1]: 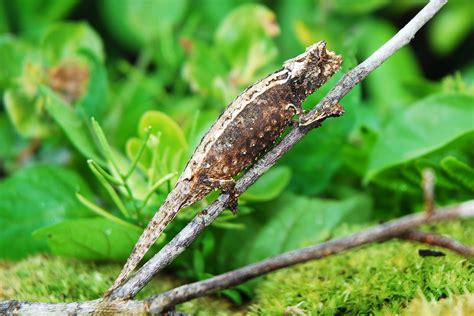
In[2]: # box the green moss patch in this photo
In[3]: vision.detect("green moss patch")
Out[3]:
[249,220,473,315]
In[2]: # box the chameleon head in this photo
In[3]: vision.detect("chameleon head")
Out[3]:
[283,41,342,98]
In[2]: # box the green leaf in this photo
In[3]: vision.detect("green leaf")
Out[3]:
[282,101,356,195]
[366,93,474,181]
[0,114,27,163]
[221,289,243,305]
[0,1,10,33]
[87,159,130,219]
[76,193,139,229]
[192,249,205,275]
[41,86,103,162]
[0,165,93,259]
[33,218,142,261]
[182,41,228,101]
[4,88,52,138]
[91,118,119,170]
[0,35,30,91]
[440,156,474,191]
[183,4,280,105]
[76,49,108,119]
[127,111,187,181]
[331,0,390,14]
[274,0,314,58]
[41,22,104,63]
[428,3,474,56]
[241,167,291,202]
[356,19,421,110]
[138,111,187,153]
[215,4,279,89]
[9,0,79,38]
[99,0,187,49]
[218,193,372,270]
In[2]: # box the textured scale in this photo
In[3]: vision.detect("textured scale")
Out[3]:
[196,82,296,179]
[106,41,342,297]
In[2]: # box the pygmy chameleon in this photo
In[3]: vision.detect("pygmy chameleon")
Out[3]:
[105,41,342,296]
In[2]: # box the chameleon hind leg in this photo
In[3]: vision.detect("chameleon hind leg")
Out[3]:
[201,177,239,214]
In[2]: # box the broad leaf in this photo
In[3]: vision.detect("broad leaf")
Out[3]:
[215,3,279,71]
[0,165,93,259]
[331,0,390,15]
[41,86,103,162]
[127,111,187,181]
[0,114,27,163]
[4,88,52,138]
[99,0,187,49]
[441,156,474,191]
[366,93,474,181]
[8,0,79,37]
[282,101,356,195]
[41,22,104,63]
[33,217,142,261]
[76,49,108,119]
[356,19,421,110]
[241,166,292,202]
[182,41,228,102]
[428,2,474,56]
[0,35,30,91]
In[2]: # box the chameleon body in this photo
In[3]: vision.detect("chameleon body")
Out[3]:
[106,41,342,295]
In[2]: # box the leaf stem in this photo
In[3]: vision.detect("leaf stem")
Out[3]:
[88,159,130,218]
[76,193,141,232]
[124,127,152,180]
[140,172,177,210]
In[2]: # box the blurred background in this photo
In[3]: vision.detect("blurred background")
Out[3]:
[0,0,473,311]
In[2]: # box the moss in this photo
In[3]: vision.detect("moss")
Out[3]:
[402,292,474,315]
[248,220,473,315]
[0,255,240,315]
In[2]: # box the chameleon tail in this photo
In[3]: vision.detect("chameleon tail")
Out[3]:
[104,181,190,297]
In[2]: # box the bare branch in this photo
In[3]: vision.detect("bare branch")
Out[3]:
[105,0,449,301]
[400,230,474,257]
[2,199,472,314]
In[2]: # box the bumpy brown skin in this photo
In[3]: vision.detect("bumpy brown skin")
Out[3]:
[105,41,342,297]
[196,81,295,181]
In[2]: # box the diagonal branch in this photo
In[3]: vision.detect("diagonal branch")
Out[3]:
[106,0,448,300]
[1,199,472,314]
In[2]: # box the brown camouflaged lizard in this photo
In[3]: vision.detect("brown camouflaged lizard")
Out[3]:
[105,41,342,295]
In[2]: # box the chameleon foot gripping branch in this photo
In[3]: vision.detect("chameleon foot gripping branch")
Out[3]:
[105,41,342,296]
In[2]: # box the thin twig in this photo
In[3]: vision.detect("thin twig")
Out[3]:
[400,230,474,257]
[1,199,472,314]
[106,0,449,301]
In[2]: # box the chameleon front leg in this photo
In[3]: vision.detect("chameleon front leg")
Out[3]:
[286,103,305,128]
[201,177,239,214]
[299,103,345,126]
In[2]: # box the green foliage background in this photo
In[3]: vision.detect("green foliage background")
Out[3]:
[0,0,472,312]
